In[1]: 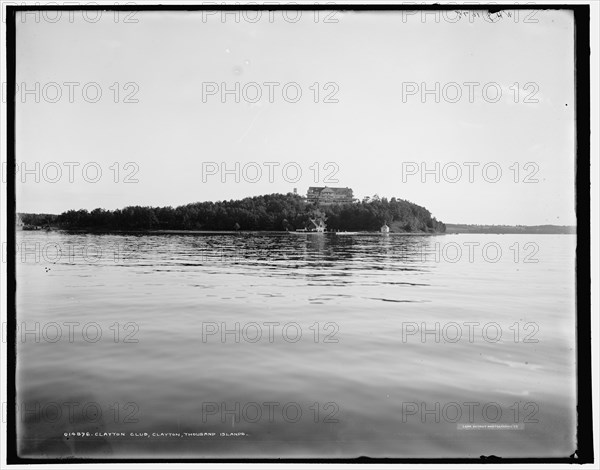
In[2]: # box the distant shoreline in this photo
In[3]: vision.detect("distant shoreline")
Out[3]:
[18,227,575,236]
[445,224,576,234]
[15,193,447,233]
[22,228,443,236]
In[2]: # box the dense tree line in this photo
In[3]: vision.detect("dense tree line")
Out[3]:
[43,193,446,232]
[18,213,58,227]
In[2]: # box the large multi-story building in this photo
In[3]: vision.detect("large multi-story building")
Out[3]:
[306,187,354,205]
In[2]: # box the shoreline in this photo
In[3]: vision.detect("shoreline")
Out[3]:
[19,228,446,236]
[17,228,577,235]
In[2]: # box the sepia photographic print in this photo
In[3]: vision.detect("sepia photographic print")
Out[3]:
[1,1,597,468]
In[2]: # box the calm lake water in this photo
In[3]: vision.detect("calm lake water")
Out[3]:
[15,231,577,459]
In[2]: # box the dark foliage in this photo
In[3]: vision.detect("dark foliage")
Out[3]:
[49,193,446,232]
[18,213,58,227]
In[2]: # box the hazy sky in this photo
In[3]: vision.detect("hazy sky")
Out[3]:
[14,8,576,225]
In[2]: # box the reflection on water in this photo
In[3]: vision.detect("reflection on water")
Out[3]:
[15,232,577,458]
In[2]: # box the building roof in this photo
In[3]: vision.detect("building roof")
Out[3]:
[307,186,353,195]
